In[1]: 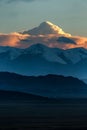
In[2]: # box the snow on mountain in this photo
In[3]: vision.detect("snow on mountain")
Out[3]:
[63,47,87,64]
[24,44,87,64]
[22,21,71,36]
[9,47,23,60]
[0,44,87,78]
[0,44,87,64]
[0,46,23,60]
[25,43,66,64]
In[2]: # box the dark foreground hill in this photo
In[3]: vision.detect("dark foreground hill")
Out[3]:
[0,72,87,98]
[0,90,50,102]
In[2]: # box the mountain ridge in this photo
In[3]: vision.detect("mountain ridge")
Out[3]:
[0,72,86,98]
[0,44,86,78]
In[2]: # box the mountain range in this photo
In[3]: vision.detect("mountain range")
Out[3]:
[0,21,86,90]
[0,72,86,98]
[0,43,86,78]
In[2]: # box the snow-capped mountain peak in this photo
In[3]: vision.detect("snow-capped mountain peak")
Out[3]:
[22,21,71,36]
[43,21,55,26]
[39,21,64,34]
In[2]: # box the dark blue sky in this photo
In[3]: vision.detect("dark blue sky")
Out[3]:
[0,0,87,36]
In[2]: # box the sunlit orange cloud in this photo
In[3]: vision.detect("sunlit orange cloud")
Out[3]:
[0,33,29,48]
[26,34,87,49]
[45,35,87,49]
[68,36,87,49]
[71,36,87,44]
[0,32,87,49]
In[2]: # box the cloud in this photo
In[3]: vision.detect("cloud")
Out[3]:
[0,32,87,50]
[0,0,41,4]
[0,33,29,48]
[7,0,34,4]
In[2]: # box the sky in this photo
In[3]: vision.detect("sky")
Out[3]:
[0,0,87,36]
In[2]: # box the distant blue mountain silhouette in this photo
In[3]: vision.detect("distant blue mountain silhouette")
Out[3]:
[0,72,87,98]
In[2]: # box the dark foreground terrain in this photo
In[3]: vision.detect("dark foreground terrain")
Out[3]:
[0,72,87,129]
[1,99,87,130]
